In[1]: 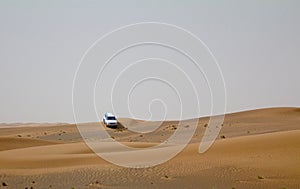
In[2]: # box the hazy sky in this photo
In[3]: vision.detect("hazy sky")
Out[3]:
[0,1,299,123]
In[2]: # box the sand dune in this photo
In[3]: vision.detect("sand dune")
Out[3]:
[0,108,299,188]
[0,137,61,151]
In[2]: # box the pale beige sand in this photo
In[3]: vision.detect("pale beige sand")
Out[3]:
[0,108,299,188]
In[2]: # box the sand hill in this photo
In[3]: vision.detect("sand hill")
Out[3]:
[0,108,299,188]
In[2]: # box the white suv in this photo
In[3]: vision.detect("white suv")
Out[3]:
[103,113,118,127]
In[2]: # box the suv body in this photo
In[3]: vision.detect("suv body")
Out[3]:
[103,113,118,127]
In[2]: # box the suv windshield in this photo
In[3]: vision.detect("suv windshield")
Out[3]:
[107,116,116,120]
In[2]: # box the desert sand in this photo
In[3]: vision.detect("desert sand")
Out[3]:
[0,107,299,189]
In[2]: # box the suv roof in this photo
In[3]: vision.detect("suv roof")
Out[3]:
[105,112,115,117]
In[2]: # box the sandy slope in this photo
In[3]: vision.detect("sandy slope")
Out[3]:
[0,108,299,189]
